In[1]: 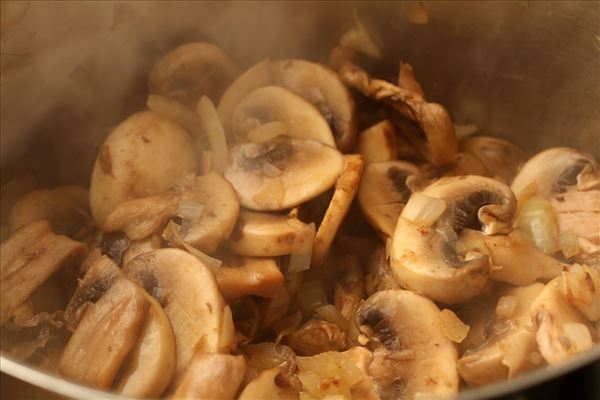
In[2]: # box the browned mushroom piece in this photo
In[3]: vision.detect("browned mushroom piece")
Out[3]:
[58,277,150,389]
[336,60,459,166]
[218,59,358,151]
[239,367,299,400]
[8,185,92,239]
[365,246,399,296]
[215,256,284,299]
[284,320,349,356]
[390,176,516,304]
[460,136,526,183]
[1,220,86,323]
[357,120,397,164]
[148,42,239,109]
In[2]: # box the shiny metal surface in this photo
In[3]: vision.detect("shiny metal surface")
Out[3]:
[1,1,599,399]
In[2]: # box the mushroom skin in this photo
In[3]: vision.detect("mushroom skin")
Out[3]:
[390,176,517,304]
[239,367,299,400]
[355,290,459,399]
[148,42,239,109]
[460,136,526,183]
[283,320,349,356]
[89,111,196,226]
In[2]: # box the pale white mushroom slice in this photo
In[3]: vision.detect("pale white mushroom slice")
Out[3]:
[171,353,246,400]
[357,120,397,164]
[225,136,344,211]
[215,256,284,299]
[58,277,150,389]
[89,111,196,226]
[342,347,379,400]
[231,86,336,146]
[148,42,239,109]
[123,248,226,378]
[457,283,545,387]
[1,220,86,323]
[239,367,299,400]
[356,290,459,399]
[390,176,516,304]
[531,277,597,365]
[312,154,364,268]
[114,293,176,398]
[561,263,600,321]
[358,160,421,238]
[460,136,526,183]
[8,185,91,239]
[226,210,314,257]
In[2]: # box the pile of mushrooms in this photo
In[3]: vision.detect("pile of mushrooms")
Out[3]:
[1,19,599,400]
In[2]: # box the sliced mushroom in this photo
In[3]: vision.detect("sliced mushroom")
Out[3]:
[459,229,564,286]
[443,152,490,178]
[58,277,150,389]
[89,111,197,226]
[1,220,86,323]
[512,148,599,199]
[334,255,366,321]
[225,136,344,211]
[390,176,516,304]
[312,154,364,267]
[243,342,297,381]
[358,160,421,238]
[457,283,545,386]
[357,120,397,164]
[218,59,357,151]
[356,290,459,398]
[122,234,163,265]
[124,248,226,377]
[460,136,526,183]
[365,245,399,296]
[239,367,299,400]
[337,60,459,166]
[171,353,246,400]
[342,347,379,400]
[284,320,349,356]
[215,256,284,299]
[531,277,597,365]
[8,185,92,239]
[148,42,239,109]
[114,293,176,398]
[561,263,600,321]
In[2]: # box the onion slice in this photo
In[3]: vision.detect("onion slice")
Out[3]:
[197,96,228,173]
[402,192,447,227]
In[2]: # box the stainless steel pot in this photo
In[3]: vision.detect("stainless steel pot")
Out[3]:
[1,1,599,398]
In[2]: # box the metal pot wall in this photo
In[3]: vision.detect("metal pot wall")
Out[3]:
[1,1,599,399]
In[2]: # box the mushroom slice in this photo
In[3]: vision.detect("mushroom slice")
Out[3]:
[58,277,150,389]
[334,257,366,321]
[459,229,564,286]
[114,293,176,398]
[148,42,239,109]
[231,86,335,146]
[531,277,597,365]
[312,154,364,267]
[1,220,86,323]
[171,353,245,400]
[9,185,91,239]
[337,61,459,166]
[227,211,315,257]
[122,234,163,265]
[124,248,226,377]
[460,136,526,183]
[358,160,421,238]
[225,136,344,211]
[283,320,349,356]
[215,256,284,299]
[443,152,490,178]
[356,290,459,398]
[239,367,299,400]
[457,283,545,386]
[342,347,379,400]
[365,246,399,296]
[561,264,600,321]
[357,120,397,164]
[511,147,600,200]
[390,176,516,304]
[89,111,196,226]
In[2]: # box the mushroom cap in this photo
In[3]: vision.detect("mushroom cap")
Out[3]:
[231,86,336,146]
[460,136,526,183]
[511,147,600,199]
[355,290,458,398]
[123,248,225,377]
[358,160,420,238]
[218,59,357,151]
[148,42,239,108]
[225,136,344,211]
[390,176,516,304]
[89,111,197,226]
[239,367,298,400]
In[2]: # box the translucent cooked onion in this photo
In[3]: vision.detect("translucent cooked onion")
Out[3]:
[315,305,350,334]
[559,230,580,259]
[516,196,560,254]
[439,309,470,343]
[168,229,222,271]
[288,223,316,273]
[297,352,363,399]
[197,96,228,173]
[402,192,447,227]
[218,305,236,353]
[297,281,328,317]
[562,323,593,352]
[244,342,296,375]
[496,296,518,319]
[176,199,205,221]
[562,264,600,321]
[247,121,288,143]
